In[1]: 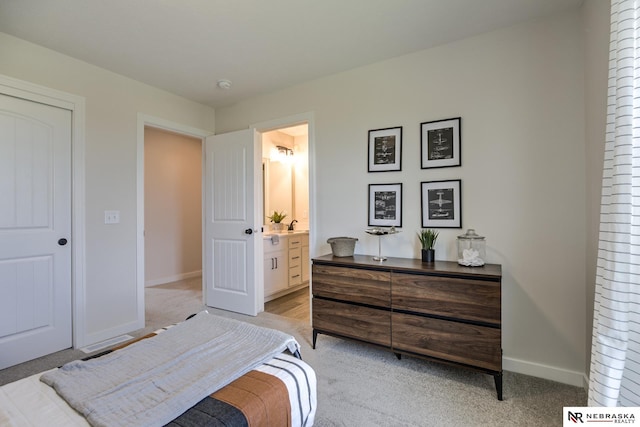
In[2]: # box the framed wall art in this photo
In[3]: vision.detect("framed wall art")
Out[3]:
[420,117,461,169]
[368,183,402,227]
[420,179,461,228]
[368,126,402,172]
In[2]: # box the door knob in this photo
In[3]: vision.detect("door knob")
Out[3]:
[244,228,253,235]
[58,238,68,246]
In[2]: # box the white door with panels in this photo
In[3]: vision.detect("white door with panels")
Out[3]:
[0,93,72,369]
[204,129,263,316]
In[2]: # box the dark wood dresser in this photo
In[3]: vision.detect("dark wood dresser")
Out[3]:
[311,254,503,400]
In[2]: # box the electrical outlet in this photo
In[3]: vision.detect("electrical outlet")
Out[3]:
[104,210,120,224]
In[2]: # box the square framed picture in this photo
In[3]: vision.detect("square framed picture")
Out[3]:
[368,183,402,227]
[368,126,402,172]
[421,179,461,228]
[420,117,461,169]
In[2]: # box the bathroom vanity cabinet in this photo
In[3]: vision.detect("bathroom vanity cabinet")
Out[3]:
[264,232,309,301]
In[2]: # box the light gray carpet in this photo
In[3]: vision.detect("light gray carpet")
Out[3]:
[0,279,587,426]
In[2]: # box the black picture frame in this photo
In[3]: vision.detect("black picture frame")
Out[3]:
[420,117,461,169]
[368,126,402,172]
[420,179,461,228]
[368,183,402,227]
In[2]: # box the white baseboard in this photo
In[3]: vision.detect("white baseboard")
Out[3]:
[504,356,588,388]
[145,270,202,287]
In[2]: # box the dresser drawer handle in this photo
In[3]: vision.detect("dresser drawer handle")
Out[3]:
[292,256,300,260]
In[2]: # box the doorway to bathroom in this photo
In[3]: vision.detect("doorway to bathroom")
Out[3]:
[260,122,311,322]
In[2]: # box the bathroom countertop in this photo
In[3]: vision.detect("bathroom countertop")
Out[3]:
[263,230,308,238]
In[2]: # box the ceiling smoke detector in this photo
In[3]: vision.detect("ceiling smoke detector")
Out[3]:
[216,79,232,90]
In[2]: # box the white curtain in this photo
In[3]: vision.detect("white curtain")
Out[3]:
[588,0,640,407]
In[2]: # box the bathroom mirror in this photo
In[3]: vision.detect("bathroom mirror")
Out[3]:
[262,158,293,227]
[261,125,309,233]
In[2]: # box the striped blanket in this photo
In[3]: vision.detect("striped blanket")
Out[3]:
[167,354,315,426]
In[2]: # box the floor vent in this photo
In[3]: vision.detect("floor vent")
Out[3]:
[80,334,134,354]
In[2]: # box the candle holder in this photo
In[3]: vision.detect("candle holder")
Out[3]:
[366,227,400,261]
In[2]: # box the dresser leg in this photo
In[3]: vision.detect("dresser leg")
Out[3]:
[494,373,503,401]
[312,330,318,349]
[394,353,401,360]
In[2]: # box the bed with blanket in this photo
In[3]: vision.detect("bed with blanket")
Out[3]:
[0,311,317,427]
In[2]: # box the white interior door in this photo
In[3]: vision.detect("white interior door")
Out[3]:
[204,129,263,315]
[0,94,72,369]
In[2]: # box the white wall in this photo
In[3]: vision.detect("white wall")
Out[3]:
[0,32,215,345]
[216,10,590,384]
[144,127,202,286]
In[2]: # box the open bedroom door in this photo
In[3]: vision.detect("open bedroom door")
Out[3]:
[204,129,264,316]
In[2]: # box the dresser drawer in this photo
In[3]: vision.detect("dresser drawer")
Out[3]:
[392,312,501,371]
[313,298,390,347]
[392,272,500,325]
[312,264,390,308]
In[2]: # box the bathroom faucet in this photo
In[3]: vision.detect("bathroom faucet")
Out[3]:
[288,219,298,231]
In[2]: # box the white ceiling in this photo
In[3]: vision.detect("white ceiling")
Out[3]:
[0,0,583,109]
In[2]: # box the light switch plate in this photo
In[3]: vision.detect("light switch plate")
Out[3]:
[104,210,120,224]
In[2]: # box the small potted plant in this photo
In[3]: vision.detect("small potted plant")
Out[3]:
[267,210,287,232]
[418,229,439,262]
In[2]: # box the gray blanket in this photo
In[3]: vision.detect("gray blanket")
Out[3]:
[41,311,299,427]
